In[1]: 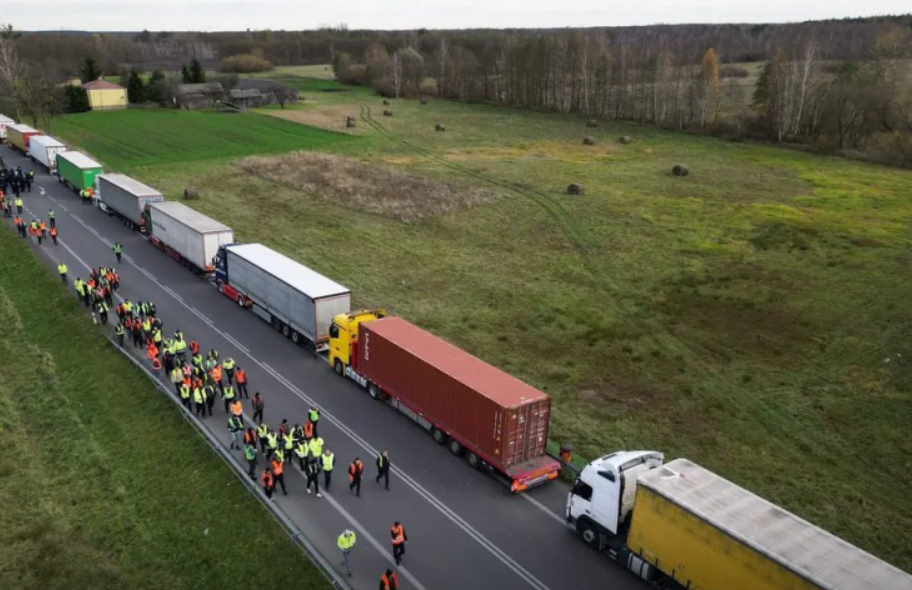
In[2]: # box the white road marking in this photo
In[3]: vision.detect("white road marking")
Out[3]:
[162,285,183,302]
[39,186,47,196]
[522,493,567,526]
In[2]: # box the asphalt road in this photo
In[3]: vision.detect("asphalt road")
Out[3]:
[1,144,648,590]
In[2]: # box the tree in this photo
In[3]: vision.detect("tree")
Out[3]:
[180,64,191,83]
[127,67,146,103]
[189,58,205,83]
[398,47,425,96]
[389,50,402,98]
[146,69,166,103]
[16,74,63,130]
[0,24,26,121]
[80,56,102,83]
[63,84,90,113]
[695,48,720,127]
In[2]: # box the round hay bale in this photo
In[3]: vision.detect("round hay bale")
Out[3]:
[672,164,690,177]
[383,110,393,117]
[420,98,428,105]
[619,136,632,144]
[582,136,596,146]
[383,99,390,106]
[435,123,446,132]
[586,119,598,128]
[346,117,357,128]
[567,183,584,195]
[183,186,199,200]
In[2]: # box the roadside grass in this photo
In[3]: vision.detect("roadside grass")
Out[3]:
[52,85,912,572]
[0,228,330,589]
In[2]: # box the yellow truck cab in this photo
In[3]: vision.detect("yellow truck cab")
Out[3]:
[328,309,386,377]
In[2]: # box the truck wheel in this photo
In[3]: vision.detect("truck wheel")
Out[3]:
[466,452,481,470]
[217,281,224,294]
[291,331,301,345]
[333,359,344,376]
[236,295,245,307]
[368,383,382,400]
[448,439,464,456]
[431,428,447,444]
[579,521,601,550]
[282,324,291,338]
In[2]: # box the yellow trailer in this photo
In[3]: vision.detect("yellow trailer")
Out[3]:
[628,459,912,590]
[6,123,40,154]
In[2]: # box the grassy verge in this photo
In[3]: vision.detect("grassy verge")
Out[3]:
[51,88,912,572]
[0,228,330,589]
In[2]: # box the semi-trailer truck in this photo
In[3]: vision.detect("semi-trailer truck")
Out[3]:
[146,202,234,275]
[28,135,67,172]
[95,173,164,231]
[0,114,14,141]
[329,312,561,492]
[56,151,104,193]
[7,124,40,154]
[567,451,912,590]
[214,243,351,351]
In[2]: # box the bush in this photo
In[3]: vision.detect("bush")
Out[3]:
[62,85,90,113]
[219,54,274,74]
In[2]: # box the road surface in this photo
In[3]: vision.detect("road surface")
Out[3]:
[1,144,647,590]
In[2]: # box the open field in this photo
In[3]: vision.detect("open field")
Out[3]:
[0,228,329,589]
[51,85,912,571]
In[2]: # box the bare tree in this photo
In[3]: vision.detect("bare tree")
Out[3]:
[437,36,449,97]
[389,50,402,98]
[0,24,26,120]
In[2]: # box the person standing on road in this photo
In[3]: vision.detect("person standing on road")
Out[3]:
[294,438,309,470]
[222,382,237,414]
[193,384,206,417]
[252,392,264,423]
[380,569,399,590]
[223,356,236,385]
[271,457,287,495]
[244,439,258,480]
[337,530,357,577]
[376,450,391,490]
[26,170,34,192]
[204,381,216,417]
[304,457,321,497]
[47,209,55,228]
[228,413,244,450]
[14,197,22,213]
[115,320,125,347]
[234,366,248,398]
[308,406,321,437]
[309,434,324,466]
[261,466,275,501]
[390,521,408,566]
[49,226,58,245]
[96,300,109,325]
[257,421,269,454]
[57,262,68,284]
[349,457,364,497]
[266,429,279,462]
[112,242,122,263]
[180,380,192,410]
[322,448,334,491]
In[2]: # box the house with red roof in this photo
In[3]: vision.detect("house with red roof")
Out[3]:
[82,78,128,111]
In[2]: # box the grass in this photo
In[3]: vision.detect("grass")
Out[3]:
[0,228,330,589]
[51,80,912,573]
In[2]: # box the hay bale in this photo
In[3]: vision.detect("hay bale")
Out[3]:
[420,98,428,105]
[383,100,390,106]
[183,186,199,200]
[346,116,357,128]
[672,164,690,177]
[586,119,598,128]
[435,123,446,132]
[582,136,596,146]
[567,183,584,195]
[619,136,632,144]
[383,110,393,117]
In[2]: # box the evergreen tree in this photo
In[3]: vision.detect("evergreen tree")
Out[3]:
[181,64,191,83]
[63,85,90,113]
[80,56,102,83]
[189,58,205,83]
[146,69,167,104]
[127,68,147,103]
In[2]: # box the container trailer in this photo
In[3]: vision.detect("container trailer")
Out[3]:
[329,313,561,492]
[214,243,351,351]
[95,173,164,231]
[147,201,234,275]
[56,151,104,192]
[567,452,912,590]
[7,124,40,154]
[0,114,14,140]
[28,135,67,172]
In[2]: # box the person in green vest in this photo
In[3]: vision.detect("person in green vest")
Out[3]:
[57,262,68,284]
[223,356,236,384]
[222,383,236,414]
[179,382,192,410]
[309,435,324,465]
[112,242,122,263]
[266,429,278,462]
[244,440,258,480]
[308,406,321,437]
[294,439,309,471]
[47,208,55,229]
[337,530,357,576]
[228,414,244,450]
[193,385,205,418]
[115,321,125,347]
[322,448,335,491]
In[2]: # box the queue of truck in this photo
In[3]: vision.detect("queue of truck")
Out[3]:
[3,113,911,589]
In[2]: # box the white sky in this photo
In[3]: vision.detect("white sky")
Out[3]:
[5,1,911,31]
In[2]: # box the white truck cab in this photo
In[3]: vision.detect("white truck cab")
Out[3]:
[566,450,664,548]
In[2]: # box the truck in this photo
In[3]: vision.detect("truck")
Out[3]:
[7,124,41,154]
[146,201,234,275]
[329,313,561,492]
[567,451,912,590]
[95,173,164,231]
[0,114,14,141]
[28,135,67,172]
[56,151,104,192]
[214,243,351,351]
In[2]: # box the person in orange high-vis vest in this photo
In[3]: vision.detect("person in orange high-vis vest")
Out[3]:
[261,467,275,500]
[235,367,248,399]
[230,399,243,419]
[271,458,287,495]
[349,458,364,497]
[380,569,399,590]
[49,226,58,245]
[390,521,408,566]
[303,420,314,442]
[211,364,223,393]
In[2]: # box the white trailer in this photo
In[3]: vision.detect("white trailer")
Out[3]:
[147,201,234,274]
[0,114,14,140]
[28,135,68,172]
[96,173,164,231]
[214,243,352,351]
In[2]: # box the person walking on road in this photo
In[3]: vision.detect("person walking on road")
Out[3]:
[308,406,321,437]
[390,521,408,566]
[26,170,34,193]
[96,300,110,326]
[180,380,192,410]
[222,382,237,414]
[15,196,22,214]
[57,262,68,284]
[309,434,324,466]
[380,569,399,590]
[115,320,125,347]
[349,457,364,497]
[337,530,357,577]
[48,209,55,229]
[261,466,275,501]
[322,448,334,491]
[294,438,309,471]
[376,450,391,491]
[49,226,58,245]
[244,440,258,480]
[204,381,216,417]
[271,457,287,496]
[266,429,279,462]
[252,391,264,423]
[304,457,322,497]
[228,413,244,449]
[113,242,123,263]
[257,421,269,454]
[235,366,248,398]
[223,356,236,385]
[193,384,206,417]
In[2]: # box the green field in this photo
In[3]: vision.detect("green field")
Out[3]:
[51,84,912,572]
[0,229,330,589]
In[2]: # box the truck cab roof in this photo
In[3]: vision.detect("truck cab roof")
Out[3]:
[583,451,664,479]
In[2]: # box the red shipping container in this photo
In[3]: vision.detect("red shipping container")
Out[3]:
[358,317,558,486]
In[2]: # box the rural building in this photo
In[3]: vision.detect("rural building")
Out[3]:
[228,89,264,108]
[82,79,128,111]
[177,82,226,110]
[235,78,299,106]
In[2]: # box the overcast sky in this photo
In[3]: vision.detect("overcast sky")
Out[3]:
[6,1,911,31]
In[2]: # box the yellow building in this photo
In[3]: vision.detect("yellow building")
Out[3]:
[82,79,128,110]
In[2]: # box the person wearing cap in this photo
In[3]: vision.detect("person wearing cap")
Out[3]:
[337,529,357,576]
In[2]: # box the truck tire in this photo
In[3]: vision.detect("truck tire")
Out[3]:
[217,281,224,294]
[368,382,382,400]
[466,452,481,470]
[291,330,301,345]
[334,359,344,376]
[448,439,464,456]
[579,521,601,550]
[431,428,447,444]
[282,324,291,338]
[236,295,245,307]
